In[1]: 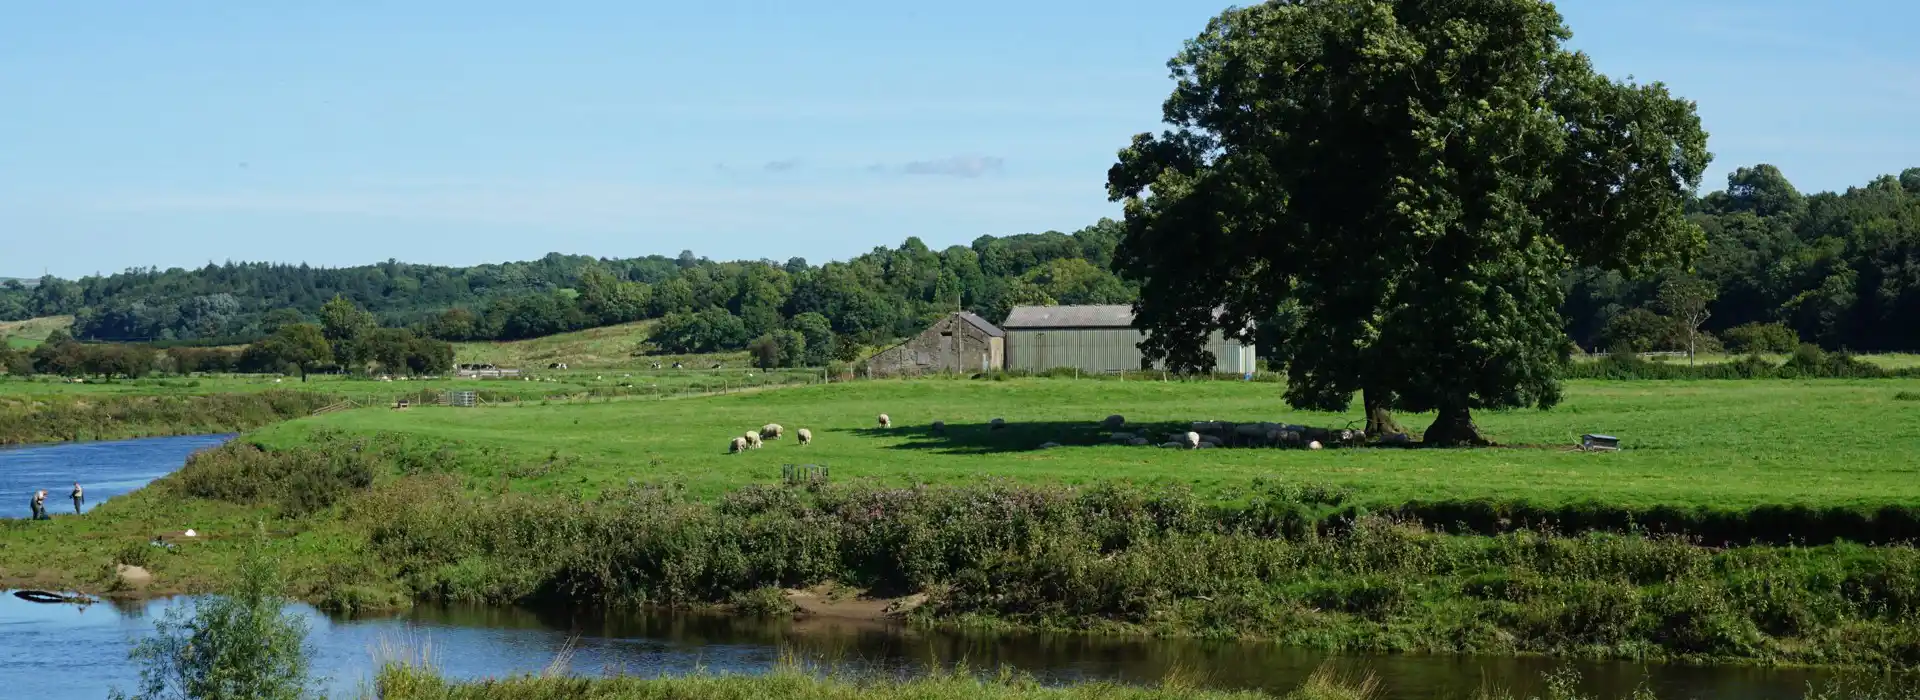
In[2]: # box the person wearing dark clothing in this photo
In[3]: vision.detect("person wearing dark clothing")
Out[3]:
[30,490,48,520]
[71,483,84,515]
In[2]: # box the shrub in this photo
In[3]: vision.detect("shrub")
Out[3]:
[1722,322,1800,354]
[113,535,314,700]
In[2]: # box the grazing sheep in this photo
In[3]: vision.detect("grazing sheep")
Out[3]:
[1102,415,1125,430]
[797,428,813,445]
[1183,431,1201,449]
[760,423,784,440]
[930,420,946,435]
[744,432,763,449]
[1128,437,1150,446]
[989,418,1007,430]
[877,413,892,429]
[730,437,748,454]
[1038,442,1062,449]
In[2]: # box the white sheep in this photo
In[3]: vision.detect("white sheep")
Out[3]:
[989,418,1007,430]
[760,423,784,440]
[1183,431,1201,449]
[877,413,891,429]
[744,431,763,449]
[797,428,813,445]
[1102,415,1125,429]
[730,437,748,454]
[1308,440,1323,451]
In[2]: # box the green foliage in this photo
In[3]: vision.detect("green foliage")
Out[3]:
[113,534,315,700]
[1106,0,1709,444]
[1722,322,1801,354]
[242,324,332,379]
[165,433,379,517]
[749,330,808,369]
[372,666,1282,700]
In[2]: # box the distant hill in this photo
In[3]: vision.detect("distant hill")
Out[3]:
[0,222,1135,357]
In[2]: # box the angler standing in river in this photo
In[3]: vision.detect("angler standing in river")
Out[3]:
[71,482,84,514]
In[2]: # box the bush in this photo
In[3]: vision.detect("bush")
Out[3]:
[113,535,314,700]
[1722,322,1800,354]
[166,432,378,517]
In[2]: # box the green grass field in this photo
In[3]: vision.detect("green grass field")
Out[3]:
[252,377,1920,510]
[0,315,73,349]
[452,320,760,370]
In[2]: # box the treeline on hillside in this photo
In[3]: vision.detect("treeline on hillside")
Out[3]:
[0,297,453,379]
[1564,166,1920,354]
[4,165,1918,357]
[0,224,1133,354]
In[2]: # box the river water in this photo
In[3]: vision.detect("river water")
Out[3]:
[0,435,1898,699]
[0,434,234,519]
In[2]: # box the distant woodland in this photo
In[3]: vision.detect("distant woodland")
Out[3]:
[4,165,1919,357]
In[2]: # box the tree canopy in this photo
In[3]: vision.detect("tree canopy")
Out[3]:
[1107,0,1709,444]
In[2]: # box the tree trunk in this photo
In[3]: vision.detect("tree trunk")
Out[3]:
[1422,403,1488,447]
[1363,386,1405,439]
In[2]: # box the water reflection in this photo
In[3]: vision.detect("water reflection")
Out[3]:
[0,593,1893,700]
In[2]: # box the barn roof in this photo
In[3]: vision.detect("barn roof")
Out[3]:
[954,311,1004,337]
[1001,305,1137,329]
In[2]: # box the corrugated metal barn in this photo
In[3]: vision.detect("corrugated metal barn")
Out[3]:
[1000,305,1256,374]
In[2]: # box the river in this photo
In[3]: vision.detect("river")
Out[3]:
[0,434,234,519]
[0,435,1891,699]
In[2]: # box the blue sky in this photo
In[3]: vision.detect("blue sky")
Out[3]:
[4,0,1916,279]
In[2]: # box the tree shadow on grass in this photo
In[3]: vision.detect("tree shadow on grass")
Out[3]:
[838,420,1207,455]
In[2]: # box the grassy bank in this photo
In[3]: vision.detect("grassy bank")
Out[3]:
[12,433,1920,669]
[0,390,340,444]
[375,667,1286,700]
[370,662,1915,700]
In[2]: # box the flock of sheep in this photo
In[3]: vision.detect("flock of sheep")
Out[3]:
[729,423,813,453]
[727,413,1367,455]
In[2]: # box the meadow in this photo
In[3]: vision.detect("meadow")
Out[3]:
[11,377,1920,668]
[0,314,72,349]
[254,377,1920,512]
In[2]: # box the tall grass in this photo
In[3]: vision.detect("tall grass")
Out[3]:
[0,390,338,444]
[337,471,1920,667]
[368,661,1918,700]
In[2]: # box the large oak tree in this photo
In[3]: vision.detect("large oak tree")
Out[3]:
[1108,0,1710,444]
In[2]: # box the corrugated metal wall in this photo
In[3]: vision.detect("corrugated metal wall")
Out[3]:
[1006,329,1254,373]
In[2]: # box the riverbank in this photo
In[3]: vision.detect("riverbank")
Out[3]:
[8,433,1920,671]
[0,390,337,445]
[370,664,1912,700]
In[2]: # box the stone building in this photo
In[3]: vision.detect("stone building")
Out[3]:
[1001,304,1256,374]
[865,312,1004,377]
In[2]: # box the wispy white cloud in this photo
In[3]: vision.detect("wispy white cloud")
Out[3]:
[862,155,1007,178]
